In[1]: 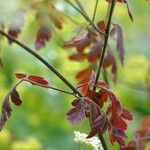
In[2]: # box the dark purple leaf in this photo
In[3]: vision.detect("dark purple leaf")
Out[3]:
[64,31,97,53]
[35,27,51,50]
[109,127,127,146]
[10,87,22,106]
[67,107,85,124]
[110,24,125,66]
[67,100,89,124]
[71,99,80,107]
[8,28,20,44]
[87,112,108,138]
[0,94,12,131]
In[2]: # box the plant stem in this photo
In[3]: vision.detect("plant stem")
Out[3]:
[0,30,82,97]
[93,0,116,90]
[48,86,74,95]
[92,1,116,149]
[92,0,99,22]
[65,0,106,36]
[74,0,87,17]
[98,133,108,150]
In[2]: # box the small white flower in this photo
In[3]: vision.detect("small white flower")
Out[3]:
[74,131,104,150]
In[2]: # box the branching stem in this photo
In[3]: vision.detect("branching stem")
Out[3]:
[93,0,116,90]
[92,0,99,22]
[0,30,82,97]
[92,0,116,149]
[65,0,106,36]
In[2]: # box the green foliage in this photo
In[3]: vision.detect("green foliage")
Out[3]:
[0,0,150,149]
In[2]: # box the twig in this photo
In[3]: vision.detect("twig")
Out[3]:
[93,0,116,90]
[74,0,87,17]
[92,0,99,22]
[64,0,106,36]
[23,78,74,95]
[48,86,74,95]
[0,30,82,97]
[92,1,116,149]
[57,9,80,25]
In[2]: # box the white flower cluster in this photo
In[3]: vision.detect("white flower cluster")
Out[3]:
[74,131,104,150]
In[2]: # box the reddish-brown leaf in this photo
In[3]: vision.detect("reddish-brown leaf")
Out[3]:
[110,116,128,131]
[140,116,150,130]
[15,73,27,79]
[28,75,49,87]
[15,73,49,87]
[76,67,92,80]
[103,50,117,82]
[97,21,106,32]
[76,67,92,93]
[86,89,108,108]
[121,108,133,121]
[64,31,96,53]
[69,53,87,61]
[98,89,108,108]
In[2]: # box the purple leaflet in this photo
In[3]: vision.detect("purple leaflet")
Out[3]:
[35,27,51,50]
[10,87,22,106]
[110,24,125,66]
[87,112,108,138]
[0,94,12,131]
[67,99,89,124]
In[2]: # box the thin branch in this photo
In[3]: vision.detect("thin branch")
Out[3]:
[22,78,74,95]
[98,133,108,150]
[93,0,116,90]
[92,0,99,22]
[0,30,82,97]
[47,86,74,95]
[92,1,116,149]
[58,9,80,25]
[74,0,87,16]
[64,0,106,36]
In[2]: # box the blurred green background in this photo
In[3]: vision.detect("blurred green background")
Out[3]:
[0,0,150,149]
